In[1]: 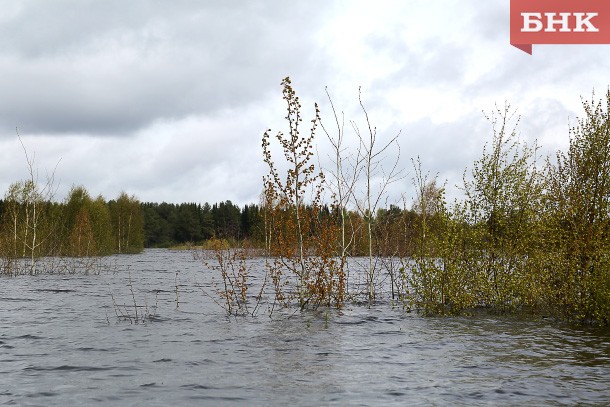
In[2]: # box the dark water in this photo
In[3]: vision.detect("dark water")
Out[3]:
[1,249,610,406]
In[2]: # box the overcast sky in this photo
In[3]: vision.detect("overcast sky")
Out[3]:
[1,1,609,208]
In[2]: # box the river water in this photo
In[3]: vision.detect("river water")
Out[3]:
[1,249,609,406]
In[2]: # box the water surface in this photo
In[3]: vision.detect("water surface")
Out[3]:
[1,249,609,406]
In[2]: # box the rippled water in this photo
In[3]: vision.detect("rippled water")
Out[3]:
[1,249,610,406]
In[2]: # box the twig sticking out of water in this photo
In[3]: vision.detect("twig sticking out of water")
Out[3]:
[175,271,180,309]
[199,239,266,317]
[110,272,157,324]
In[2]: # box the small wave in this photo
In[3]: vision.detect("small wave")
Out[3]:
[180,384,214,390]
[23,365,112,372]
[184,359,214,366]
[15,334,44,340]
[335,319,368,326]
[186,395,248,402]
[26,391,58,398]
[76,346,115,353]
[372,330,403,336]
[0,297,37,302]
[34,289,75,293]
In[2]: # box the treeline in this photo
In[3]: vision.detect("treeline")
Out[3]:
[139,200,427,255]
[141,201,262,247]
[0,183,144,275]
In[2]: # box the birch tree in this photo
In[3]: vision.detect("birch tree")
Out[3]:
[350,88,403,306]
[320,87,364,296]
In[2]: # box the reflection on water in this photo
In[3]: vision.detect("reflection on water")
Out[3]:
[1,249,609,406]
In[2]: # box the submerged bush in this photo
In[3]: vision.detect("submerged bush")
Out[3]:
[542,91,610,324]
[405,94,610,325]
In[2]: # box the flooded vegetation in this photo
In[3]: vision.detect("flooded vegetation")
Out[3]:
[3,81,610,323]
[2,80,610,403]
[1,250,609,405]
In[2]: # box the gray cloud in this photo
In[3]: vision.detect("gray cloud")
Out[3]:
[0,1,329,136]
[1,2,609,206]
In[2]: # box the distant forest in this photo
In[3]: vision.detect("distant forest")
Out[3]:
[140,200,424,256]
[141,201,262,248]
[0,191,426,258]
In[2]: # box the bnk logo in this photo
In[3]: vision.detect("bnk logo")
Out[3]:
[521,13,599,33]
[510,0,610,54]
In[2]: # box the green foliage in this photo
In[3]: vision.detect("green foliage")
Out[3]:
[402,95,610,325]
[405,158,475,314]
[90,196,115,255]
[60,187,114,257]
[109,192,144,254]
[140,201,263,248]
[0,181,145,274]
[0,179,58,273]
[460,104,542,310]
[405,105,543,315]
[543,91,610,324]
